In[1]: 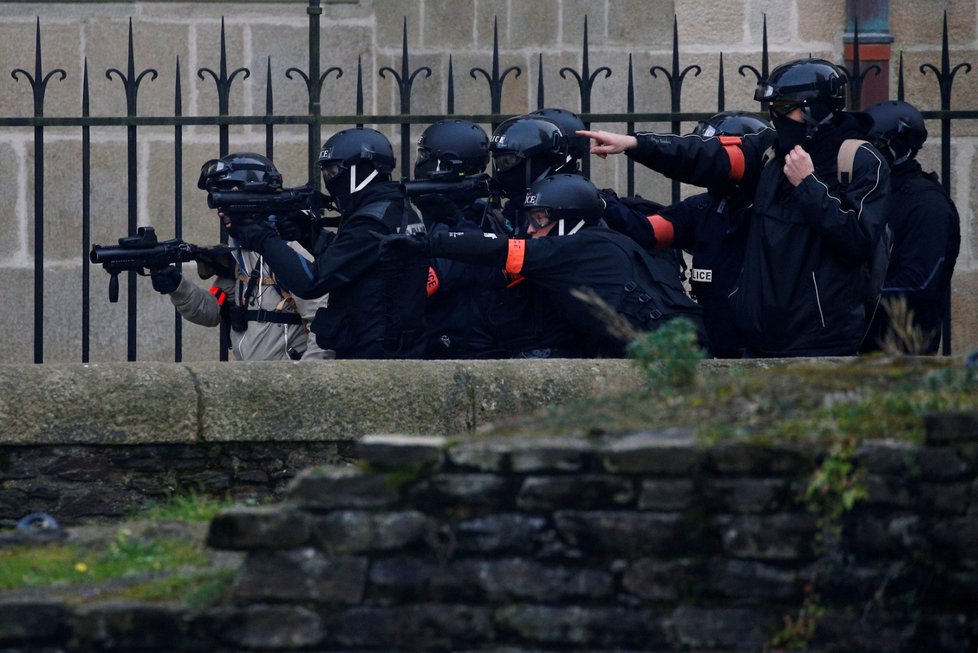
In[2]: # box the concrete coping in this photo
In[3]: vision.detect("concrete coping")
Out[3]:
[0,359,649,445]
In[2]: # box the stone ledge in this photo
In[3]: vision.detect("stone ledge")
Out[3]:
[0,359,648,445]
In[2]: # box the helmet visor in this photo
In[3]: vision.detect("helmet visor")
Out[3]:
[197,158,231,190]
[525,206,554,230]
[415,148,464,179]
[492,151,524,173]
[320,161,344,183]
[769,99,807,118]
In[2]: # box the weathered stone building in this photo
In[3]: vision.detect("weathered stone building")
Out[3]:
[0,0,974,362]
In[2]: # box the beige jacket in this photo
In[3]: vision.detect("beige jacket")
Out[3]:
[168,243,332,361]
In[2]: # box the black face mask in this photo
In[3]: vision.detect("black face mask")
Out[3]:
[772,116,809,159]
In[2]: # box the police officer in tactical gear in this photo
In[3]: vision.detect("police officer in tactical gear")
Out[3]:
[603,111,771,358]
[412,119,498,358]
[861,100,960,354]
[582,58,890,357]
[150,152,330,360]
[225,128,427,359]
[490,115,572,219]
[381,174,706,358]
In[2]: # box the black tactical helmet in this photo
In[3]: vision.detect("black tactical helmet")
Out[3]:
[528,107,590,166]
[415,119,489,180]
[754,58,847,126]
[489,116,569,199]
[197,152,283,193]
[523,173,606,235]
[318,127,395,204]
[865,100,928,165]
[693,111,770,137]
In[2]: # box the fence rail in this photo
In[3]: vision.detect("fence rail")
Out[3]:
[2,2,971,362]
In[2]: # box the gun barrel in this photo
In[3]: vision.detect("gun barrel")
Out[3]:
[401,176,490,197]
[207,186,330,214]
[90,240,195,271]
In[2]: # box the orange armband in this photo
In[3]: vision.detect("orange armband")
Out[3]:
[646,214,674,249]
[504,239,526,275]
[719,135,745,182]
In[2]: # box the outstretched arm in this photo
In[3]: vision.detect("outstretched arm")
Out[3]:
[577,129,638,158]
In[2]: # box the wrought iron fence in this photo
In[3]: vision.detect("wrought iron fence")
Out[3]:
[1,2,973,362]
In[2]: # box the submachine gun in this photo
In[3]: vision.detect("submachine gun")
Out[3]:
[90,227,232,303]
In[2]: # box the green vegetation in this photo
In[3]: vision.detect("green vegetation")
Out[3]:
[134,491,238,523]
[482,354,977,448]
[0,493,238,609]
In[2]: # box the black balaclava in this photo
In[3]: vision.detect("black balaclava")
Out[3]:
[772,116,810,159]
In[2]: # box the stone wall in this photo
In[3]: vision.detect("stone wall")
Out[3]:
[0,0,975,362]
[2,414,976,652]
[0,357,650,525]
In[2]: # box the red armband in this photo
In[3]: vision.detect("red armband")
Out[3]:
[719,135,745,182]
[646,214,674,249]
[504,239,526,275]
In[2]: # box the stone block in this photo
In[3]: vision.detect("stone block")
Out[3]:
[0,362,197,444]
[198,604,325,650]
[561,2,608,51]
[637,478,696,511]
[287,466,398,509]
[798,0,846,44]
[554,510,689,556]
[448,435,593,473]
[493,604,665,648]
[708,441,817,475]
[607,0,673,50]
[376,4,421,59]
[950,269,978,355]
[600,429,700,475]
[422,0,476,50]
[332,604,493,649]
[705,558,802,600]
[713,513,817,560]
[517,475,635,511]
[454,513,550,554]
[356,434,447,470]
[671,606,780,650]
[702,478,791,513]
[676,1,748,47]
[206,505,311,550]
[0,600,65,642]
[409,473,511,508]
[849,513,927,556]
[508,0,559,49]
[891,2,976,46]
[232,548,368,603]
[925,412,978,445]
[69,602,185,651]
[478,558,614,602]
[311,510,432,554]
[622,557,707,601]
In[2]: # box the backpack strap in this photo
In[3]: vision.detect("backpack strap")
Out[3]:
[836,139,868,187]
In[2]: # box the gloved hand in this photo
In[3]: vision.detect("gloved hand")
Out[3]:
[377,232,431,260]
[413,194,463,227]
[273,210,314,242]
[150,265,182,294]
[227,215,277,252]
